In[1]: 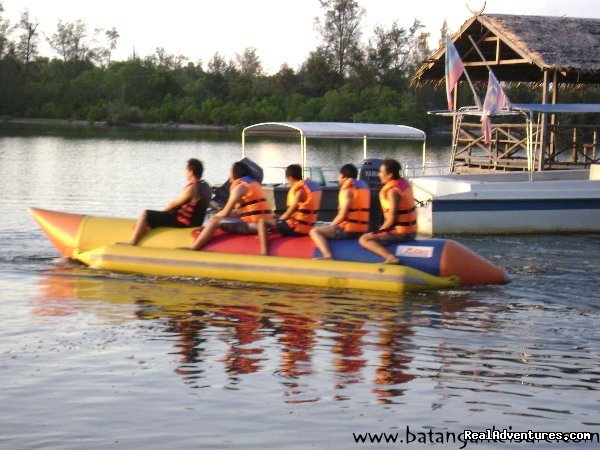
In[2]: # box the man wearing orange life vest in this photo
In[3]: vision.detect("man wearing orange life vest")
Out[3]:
[189,161,274,250]
[309,163,370,260]
[127,158,211,245]
[257,164,323,256]
[359,158,417,264]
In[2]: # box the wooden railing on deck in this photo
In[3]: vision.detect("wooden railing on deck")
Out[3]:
[452,121,599,172]
[546,124,599,169]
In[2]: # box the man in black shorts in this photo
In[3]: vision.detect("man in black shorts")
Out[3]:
[257,164,322,255]
[309,164,370,260]
[126,158,211,245]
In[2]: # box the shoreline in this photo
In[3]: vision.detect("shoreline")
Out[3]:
[1,117,238,131]
[1,117,452,135]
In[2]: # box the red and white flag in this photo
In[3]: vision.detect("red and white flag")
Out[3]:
[445,36,465,111]
[481,71,511,145]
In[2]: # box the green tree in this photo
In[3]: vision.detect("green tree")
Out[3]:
[363,19,426,89]
[102,27,119,66]
[410,29,431,72]
[235,47,263,78]
[368,20,424,75]
[151,47,186,70]
[104,58,154,108]
[48,20,95,63]
[299,47,338,96]
[268,63,300,95]
[319,86,362,121]
[16,9,39,65]
[204,52,233,99]
[0,1,14,58]
[315,0,365,81]
[439,19,449,48]
[0,5,453,130]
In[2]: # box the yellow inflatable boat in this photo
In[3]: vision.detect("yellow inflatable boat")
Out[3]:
[30,208,507,293]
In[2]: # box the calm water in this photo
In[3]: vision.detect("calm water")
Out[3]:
[1,124,599,449]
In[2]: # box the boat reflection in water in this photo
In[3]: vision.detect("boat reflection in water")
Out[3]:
[32,267,494,404]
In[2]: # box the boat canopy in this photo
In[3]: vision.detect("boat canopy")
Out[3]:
[241,122,427,173]
[512,104,600,114]
[243,122,426,140]
[430,104,600,116]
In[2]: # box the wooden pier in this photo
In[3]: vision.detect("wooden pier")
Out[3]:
[413,13,600,173]
[451,120,600,173]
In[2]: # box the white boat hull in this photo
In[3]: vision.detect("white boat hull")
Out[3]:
[413,168,600,235]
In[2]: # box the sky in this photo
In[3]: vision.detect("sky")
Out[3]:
[2,0,599,73]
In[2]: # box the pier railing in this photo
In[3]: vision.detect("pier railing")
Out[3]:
[451,121,599,172]
[403,164,452,177]
[546,124,599,169]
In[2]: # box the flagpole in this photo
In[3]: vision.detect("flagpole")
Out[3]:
[446,36,481,110]
[465,35,533,158]
[467,35,493,73]
[462,34,502,111]
[468,34,495,146]
[462,66,482,110]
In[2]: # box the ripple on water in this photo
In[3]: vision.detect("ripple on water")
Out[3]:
[2,132,600,447]
[1,253,598,446]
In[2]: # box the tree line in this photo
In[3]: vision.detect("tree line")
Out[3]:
[0,0,450,129]
[0,0,595,130]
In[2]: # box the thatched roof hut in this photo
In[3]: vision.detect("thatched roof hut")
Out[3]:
[413,14,600,85]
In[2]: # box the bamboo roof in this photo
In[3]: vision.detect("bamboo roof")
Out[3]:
[413,14,600,85]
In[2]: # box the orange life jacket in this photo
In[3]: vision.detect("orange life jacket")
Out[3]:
[285,179,323,234]
[230,176,273,223]
[176,179,210,227]
[338,178,370,233]
[379,178,417,235]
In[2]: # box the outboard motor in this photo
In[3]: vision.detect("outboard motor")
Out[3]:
[358,157,385,189]
[358,158,385,231]
[211,157,264,211]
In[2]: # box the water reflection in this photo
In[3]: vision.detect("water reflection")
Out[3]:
[330,316,367,389]
[373,318,415,403]
[21,263,600,429]
[276,309,316,379]
[219,304,266,378]
[32,269,478,401]
[4,128,600,445]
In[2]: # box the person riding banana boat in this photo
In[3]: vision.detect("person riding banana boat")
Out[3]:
[309,163,370,260]
[126,158,211,246]
[257,164,323,256]
[358,158,417,264]
[188,161,274,251]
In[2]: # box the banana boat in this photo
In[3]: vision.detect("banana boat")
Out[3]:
[29,208,507,293]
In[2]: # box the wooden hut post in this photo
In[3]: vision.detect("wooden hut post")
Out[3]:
[549,70,558,159]
[572,128,578,162]
[594,129,598,162]
[450,83,461,172]
[452,82,459,148]
[538,70,551,171]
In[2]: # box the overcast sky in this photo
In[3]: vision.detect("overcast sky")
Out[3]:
[3,0,598,73]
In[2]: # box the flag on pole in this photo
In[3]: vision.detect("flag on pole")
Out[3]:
[445,36,465,111]
[481,71,511,145]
